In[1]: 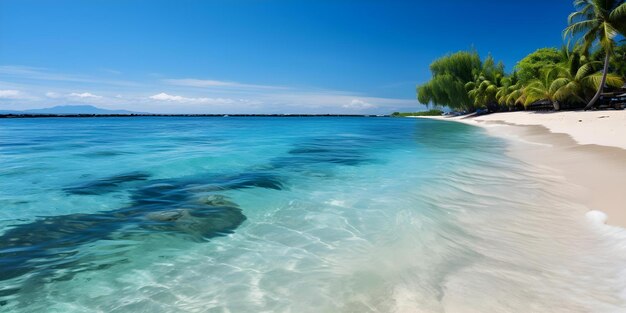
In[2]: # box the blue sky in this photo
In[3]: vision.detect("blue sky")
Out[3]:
[0,0,574,114]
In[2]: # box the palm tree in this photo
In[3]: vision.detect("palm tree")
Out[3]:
[564,0,626,110]
[496,72,524,110]
[524,69,563,110]
[612,41,626,79]
[466,79,499,110]
[465,55,505,111]
[552,52,624,106]
[507,86,527,109]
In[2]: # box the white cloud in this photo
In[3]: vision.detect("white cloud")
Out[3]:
[149,92,237,105]
[69,92,102,99]
[343,99,376,110]
[0,65,422,113]
[150,93,185,101]
[164,78,285,90]
[261,92,416,113]
[0,65,140,87]
[0,89,24,99]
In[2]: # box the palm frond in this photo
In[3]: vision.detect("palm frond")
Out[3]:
[604,73,625,88]
[575,61,600,80]
[610,2,626,20]
[563,20,598,39]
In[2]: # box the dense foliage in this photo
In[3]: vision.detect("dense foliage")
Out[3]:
[416,0,626,112]
[516,48,564,84]
[416,51,481,111]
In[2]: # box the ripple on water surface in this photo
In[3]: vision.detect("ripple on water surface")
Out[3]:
[0,117,624,312]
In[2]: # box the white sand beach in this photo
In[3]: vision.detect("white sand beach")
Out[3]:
[417,111,626,228]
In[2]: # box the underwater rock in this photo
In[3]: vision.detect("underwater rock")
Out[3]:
[275,137,372,167]
[203,194,238,207]
[204,173,284,190]
[0,171,286,291]
[64,171,151,195]
[288,147,335,154]
[146,209,186,222]
[276,144,369,167]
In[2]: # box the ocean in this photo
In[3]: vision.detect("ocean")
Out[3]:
[0,117,624,312]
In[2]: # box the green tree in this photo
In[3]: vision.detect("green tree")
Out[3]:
[564,0,626,109]
[416,50,482,111]
[515,48,564,84]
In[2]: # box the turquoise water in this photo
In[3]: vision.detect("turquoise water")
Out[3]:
[0,117,625,312]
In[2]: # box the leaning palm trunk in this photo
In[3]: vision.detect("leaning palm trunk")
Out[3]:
[585,52,610,110]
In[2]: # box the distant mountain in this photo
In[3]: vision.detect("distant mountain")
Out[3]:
[0,105,145,115]
[0,109,22,114]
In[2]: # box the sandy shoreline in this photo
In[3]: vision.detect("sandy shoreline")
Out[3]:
[415,111,626,228]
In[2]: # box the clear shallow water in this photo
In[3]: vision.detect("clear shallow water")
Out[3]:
[0,117,625,312]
